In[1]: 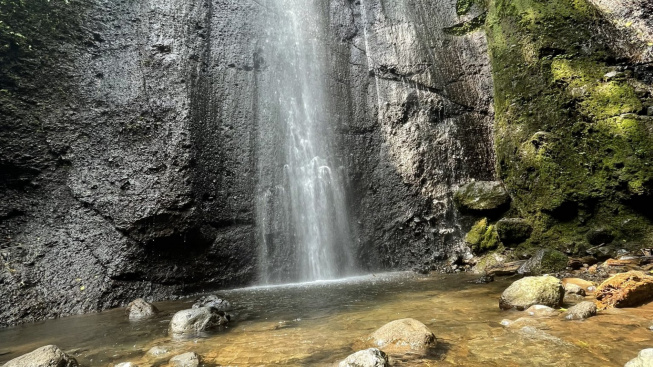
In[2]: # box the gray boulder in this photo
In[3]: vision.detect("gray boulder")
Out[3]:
[625,349,653,367]
[368,318,436,351]
[454,181,510,212]
[126,298,158,320]
[518,249,568,275]
[3,345,78,367]
[192,295,233,312]
[169,352,201,367]
[339,348,389,367]
[499,275,564,310]
[169,307,230,337]
[566,301,597,320]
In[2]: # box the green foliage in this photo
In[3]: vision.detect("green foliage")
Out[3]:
[485,0,653,251]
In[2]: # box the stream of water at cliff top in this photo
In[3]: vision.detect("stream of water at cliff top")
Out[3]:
[255,0,355,284]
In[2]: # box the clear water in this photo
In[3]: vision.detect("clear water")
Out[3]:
[1,273,651,366]
[255,0,355,283]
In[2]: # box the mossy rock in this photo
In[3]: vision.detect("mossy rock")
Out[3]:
[465,218,501,253]
[499,275,564,310]
[454,181,510,212]
[496,218,533,245]
[517,249,568,275]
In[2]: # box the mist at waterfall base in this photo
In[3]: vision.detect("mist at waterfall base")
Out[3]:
[255,0,356,284]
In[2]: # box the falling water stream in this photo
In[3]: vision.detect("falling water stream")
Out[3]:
[256,0,355,283]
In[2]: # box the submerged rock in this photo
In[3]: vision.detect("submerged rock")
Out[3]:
[454,181,510,212]
[518,249,568,275]
[368,318,436,351]
[3,345,78,367]
[339,348,389,367]
[595,271,653,309]
[625,348,653,367]
[126,298,159,320]
[563,283,586,296]
[525,305,558,317]
[495,218,533,245]
[192,295,233,312]
[169,307,230,337]
[169,352,201,367]
[468,274,494,284]
[499,275,564,310]
[565,301,597,320]
[146,346,171,358]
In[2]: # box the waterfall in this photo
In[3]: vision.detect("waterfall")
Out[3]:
[255,0,356,283]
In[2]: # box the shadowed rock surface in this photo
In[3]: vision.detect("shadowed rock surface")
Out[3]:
[3,345,78,367]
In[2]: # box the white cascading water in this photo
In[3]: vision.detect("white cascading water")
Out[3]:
[256,0,356,283]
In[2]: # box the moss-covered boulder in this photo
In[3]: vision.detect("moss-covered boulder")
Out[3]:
[454,181,510,212]
[517,249,568,275]
[499,275,565,310]
[465,218,501,253]
[495,218,533,245]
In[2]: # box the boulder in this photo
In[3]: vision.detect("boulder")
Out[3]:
[517,249,568,275]
[339,348,389,367]
[169,352,201,367]
[565,301,597,320]
[368,318,436,351]
[625,349,653,367]
[525,305,558,317]
[192,295,233,312]
[564,283,586,296]
[3,345,78,367]
[495,218,533,245]
[595,271,653,309]
[454,181,510,212]
[499,275,564,310]
[126,298,158,320]
[169,307,230,336]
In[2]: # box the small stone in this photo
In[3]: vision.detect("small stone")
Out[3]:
[564,283,586,296]
[525,305,558,317]
[169,352,201,367]
[3,345,78,367]
[339,348,389,367]
[625,348,653,367]
[368,318,436,352]
[562,278,595,293]
[115,363,137,367]
[647,106,653,116]
[126,298,158,320]
[146,346,171,358]
[566,301,597,320]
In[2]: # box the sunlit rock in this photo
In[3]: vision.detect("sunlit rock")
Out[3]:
[3,345,78,367]
[169,352,201,367]
[499,275,564,310]
[368,318,436,352]
[339,348,389,367]
[454,181,510,212]
[566,301,597,320]
[624,348,653,367]
[595,271,653,309]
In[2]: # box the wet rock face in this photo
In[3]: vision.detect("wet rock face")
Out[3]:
[3,345,78,367]
[0,0,495,325]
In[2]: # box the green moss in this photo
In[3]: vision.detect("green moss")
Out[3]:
[465,218,502,253]
[486,0,653,252]
[444,13,488,36]
[457,0,476,15]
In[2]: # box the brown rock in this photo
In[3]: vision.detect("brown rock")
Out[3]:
[562,278,595,292]
[595,271,653,309]
[368,318,436,352]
